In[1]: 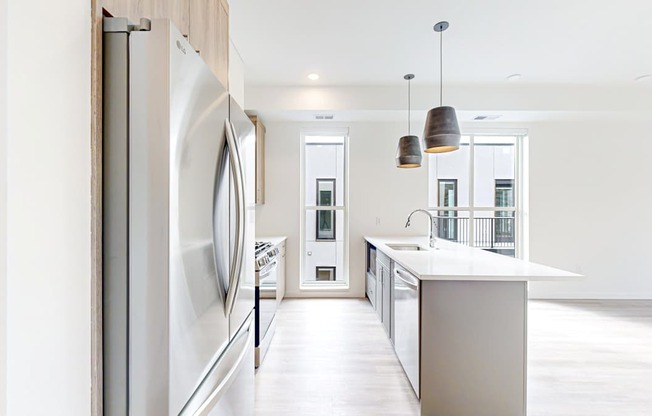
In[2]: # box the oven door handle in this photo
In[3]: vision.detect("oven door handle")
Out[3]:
[259,260,278,278]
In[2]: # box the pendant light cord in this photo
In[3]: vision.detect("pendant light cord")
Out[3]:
[439,29,443,107]
[408,77,411,135]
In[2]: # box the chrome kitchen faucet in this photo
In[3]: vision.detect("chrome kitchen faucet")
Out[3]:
[405,209,438,249]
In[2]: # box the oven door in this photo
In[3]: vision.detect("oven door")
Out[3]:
[257,260,278,289]
[255,260,278,349]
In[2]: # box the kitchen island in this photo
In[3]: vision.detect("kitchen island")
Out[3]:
[364,236,581,416]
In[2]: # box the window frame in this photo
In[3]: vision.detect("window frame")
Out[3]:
[299,128,350,290]
[428,132,528,259]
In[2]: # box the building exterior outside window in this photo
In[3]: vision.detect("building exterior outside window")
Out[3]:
[301,132,348,286]
[428,134,526,257]
[437,179,458,241]
[316,178,336,240]
[494,179,515,244]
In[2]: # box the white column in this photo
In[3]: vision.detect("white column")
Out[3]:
[4,0,92,414]
[0,0,8,411]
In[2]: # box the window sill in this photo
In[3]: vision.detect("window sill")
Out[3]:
[300,282,350,291]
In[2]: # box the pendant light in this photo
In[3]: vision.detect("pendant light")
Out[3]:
[395,74,422,168]
[423,21,461,153]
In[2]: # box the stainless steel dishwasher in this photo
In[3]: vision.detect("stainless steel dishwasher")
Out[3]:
[393,263,420,398]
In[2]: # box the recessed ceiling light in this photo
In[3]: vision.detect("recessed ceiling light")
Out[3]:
[506,74,522,81]
[634,74,651,82]
[308,73,320,81]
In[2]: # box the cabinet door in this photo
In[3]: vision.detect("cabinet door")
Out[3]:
[248,115,266,205]
[375,263,383,319]
[103,0,190,36]
[255,119,265,205]
[382,264,391,337]
[276,242,286,304]
[215,0,229,87]
[189,0,229,88]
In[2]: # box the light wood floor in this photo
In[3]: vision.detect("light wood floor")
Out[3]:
[528,300,652,416]
[254,299,652,416]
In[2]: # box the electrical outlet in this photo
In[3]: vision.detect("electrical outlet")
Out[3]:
[375,217,381,226]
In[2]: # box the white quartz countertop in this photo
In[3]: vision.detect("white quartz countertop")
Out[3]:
[257,236,287,248]
[365,236,582,282]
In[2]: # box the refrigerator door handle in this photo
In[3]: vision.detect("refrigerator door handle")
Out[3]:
[224,119,243,317]
[225,120,246,316]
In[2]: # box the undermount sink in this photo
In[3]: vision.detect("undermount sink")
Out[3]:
[386,243,429,251]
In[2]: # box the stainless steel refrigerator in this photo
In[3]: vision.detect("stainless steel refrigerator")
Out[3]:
[103,18,256,416]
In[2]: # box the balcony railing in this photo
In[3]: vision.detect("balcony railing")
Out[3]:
[436,216,515,250]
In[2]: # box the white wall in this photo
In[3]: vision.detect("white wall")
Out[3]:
[257,117,652,300]
[0,0,8,411]
[3,0,92,414]
[246,84,652,122]
[527,120,652,299]
[256,121,429,298]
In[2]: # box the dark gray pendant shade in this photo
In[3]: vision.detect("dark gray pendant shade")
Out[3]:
[423,21,461,154]
[396,73,422,168]
[396,135,422,168]
[423,106,460,153]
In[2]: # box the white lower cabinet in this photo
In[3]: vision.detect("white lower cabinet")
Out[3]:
[366,244,393,342]
[276,241,286,304]
[377,250,392,340]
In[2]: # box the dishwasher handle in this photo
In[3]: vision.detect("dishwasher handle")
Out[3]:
[394,268,419,290]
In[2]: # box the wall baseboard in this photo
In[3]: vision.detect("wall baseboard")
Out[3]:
[529,292,652,300]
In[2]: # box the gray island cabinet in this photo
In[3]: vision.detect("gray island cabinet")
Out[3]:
[365,236,581,416]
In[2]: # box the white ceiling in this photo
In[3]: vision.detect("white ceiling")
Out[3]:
[230,0,652,87]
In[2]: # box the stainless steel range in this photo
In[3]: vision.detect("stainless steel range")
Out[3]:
[254,241,280,367]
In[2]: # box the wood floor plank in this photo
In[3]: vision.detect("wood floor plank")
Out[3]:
[528,300,652,416]
[254,299,420,416]
[255,298,652,416]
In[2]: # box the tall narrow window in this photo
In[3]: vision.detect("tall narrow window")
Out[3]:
[301,132,348,287]
[428,134,526,257]
[316,179,336,240]
[437,179,457,241]
[495,179,514,244]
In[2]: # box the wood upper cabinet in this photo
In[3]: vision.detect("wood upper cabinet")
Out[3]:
[102,0,230,87]
[248,115,266,205]
[102,0,190,36]
[189,0,229,88]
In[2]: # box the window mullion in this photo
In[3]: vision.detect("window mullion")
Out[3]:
[515,135,523,259]
[468,135,475,247]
